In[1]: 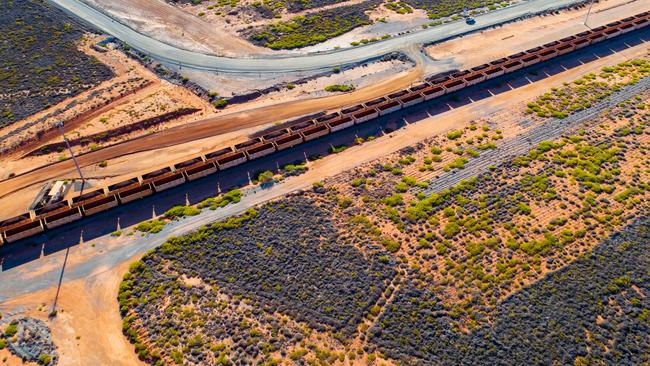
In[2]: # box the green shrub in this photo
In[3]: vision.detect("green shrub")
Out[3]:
[135,219,166,234]
[381,237,401,253]
[442,222,460,238]
[448,157,468,170]
[4,323,17,337]
[517,203,531,215]
[446,130,463,140]
[257,170,274,183]
[213,99,228,109]
[250,5,373,49]
[170,349,184,364]
[382,193,403,206]
[38,354,52,365]
[164,205,201,220]
[324,84,355,92]
[199,189,243,209]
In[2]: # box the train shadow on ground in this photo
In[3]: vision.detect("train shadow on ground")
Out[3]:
[1,27,648,271]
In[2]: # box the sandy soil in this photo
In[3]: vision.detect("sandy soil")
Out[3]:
[85,0,267,56]
[425,0,649,69]
[0,350,37,366]
[0,260,145,366]
[8,81,212,171]
[172,55,418,97]
[183,58,414,104]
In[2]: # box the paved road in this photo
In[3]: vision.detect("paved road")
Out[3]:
[52,0,580,73]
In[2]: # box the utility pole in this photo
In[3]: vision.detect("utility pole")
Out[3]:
[584,0,595,26]
[56,121,86,196]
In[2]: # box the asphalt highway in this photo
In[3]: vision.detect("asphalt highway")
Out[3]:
[52,0,581,73]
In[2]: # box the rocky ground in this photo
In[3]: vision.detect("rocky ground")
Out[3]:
[1,317,58,365]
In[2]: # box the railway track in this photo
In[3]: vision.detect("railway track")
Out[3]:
[0,12,648,245]
[423,77,650,195]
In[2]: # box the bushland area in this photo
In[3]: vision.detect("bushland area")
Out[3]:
[119,60,649,365]
[0,0,113,127]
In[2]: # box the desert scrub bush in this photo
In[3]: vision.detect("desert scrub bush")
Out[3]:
[403,0,510,20]
[381,237,401,253]
[0,0,113,126]
[386,1,413,14]
[198,189,243,210]
[398,155,416,165]
[134,219,166,234]
[246,1,378,49]
[446,130,463,140]
[370,218,650,365]
[330,144,348,153]
[351,178,366,187]
[247,0,351,15]
[447,157,468,170]
[164,205,201,220]
[38,354,52,365]
[256,170,275,184]
[119,196,395,364]
[212,99,228,109]
[324,84,355,92]
[282,162,308,176]
[4,323,17,337]
[525,59,650,119]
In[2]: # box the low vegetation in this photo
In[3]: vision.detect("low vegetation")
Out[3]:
[324,84,355,92]
[120,65,649,364]
[248,0,352,17]
[526,59,650,119]
[371,218,650,364]
[247,1,379,49]
[120,197,395,364]
[404,0,511,20]
[0,0,113,127]
[198,189,243,210]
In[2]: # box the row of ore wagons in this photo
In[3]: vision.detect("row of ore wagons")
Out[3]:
[1,12,648,245]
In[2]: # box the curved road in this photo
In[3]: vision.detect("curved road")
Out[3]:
[52,0,580,73]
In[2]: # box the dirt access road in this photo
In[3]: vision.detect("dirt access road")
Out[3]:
[0,63,425,199]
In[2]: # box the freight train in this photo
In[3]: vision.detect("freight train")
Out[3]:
[1,12,648,245]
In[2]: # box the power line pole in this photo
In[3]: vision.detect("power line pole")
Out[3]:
[56,121,86,197]
[584,0,595,26]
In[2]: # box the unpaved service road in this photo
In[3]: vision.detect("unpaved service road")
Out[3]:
[0,66,425,200]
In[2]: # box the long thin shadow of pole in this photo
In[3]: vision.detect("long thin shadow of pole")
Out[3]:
[50,247,70,317]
